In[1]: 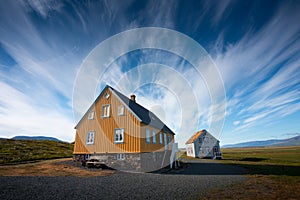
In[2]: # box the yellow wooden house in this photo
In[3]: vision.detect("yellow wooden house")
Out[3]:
[73,85,175,172]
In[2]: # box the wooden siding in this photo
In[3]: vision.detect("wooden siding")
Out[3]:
[73,131,88,154]
[140,124,174,152]
[74,87,141,154]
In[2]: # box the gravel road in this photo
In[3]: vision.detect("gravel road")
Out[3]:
[0,160,246,200]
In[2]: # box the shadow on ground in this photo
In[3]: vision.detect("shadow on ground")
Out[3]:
[151,161,247,175]
[151,160,300,176]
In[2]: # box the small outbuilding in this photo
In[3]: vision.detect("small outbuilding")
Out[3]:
[185,129,222,159]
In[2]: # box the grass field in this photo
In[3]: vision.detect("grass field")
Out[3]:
[220,146,300,176]
[206,146,300,199]
[0,139,74,165]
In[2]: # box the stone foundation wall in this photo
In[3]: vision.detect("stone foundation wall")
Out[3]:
[140,151,172,172]
[73,151,172,172]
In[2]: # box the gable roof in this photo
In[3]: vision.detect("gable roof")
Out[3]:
[75,85,175,135]
[185,129,208,144]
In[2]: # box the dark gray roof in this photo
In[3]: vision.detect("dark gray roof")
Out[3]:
[109,86,175,135]
[75,85,175,135]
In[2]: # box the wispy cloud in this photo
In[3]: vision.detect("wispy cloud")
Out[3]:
[214,2,300,135]
[0,0,299,146]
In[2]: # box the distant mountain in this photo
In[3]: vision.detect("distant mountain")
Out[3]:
[11,136,62,142]
[222,135,300,148]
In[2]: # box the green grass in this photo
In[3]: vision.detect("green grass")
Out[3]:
[221,146,300,166]
[220,146,300,176]
[0,139,74,165]
[206,146,300,199]
[179,146,300,199]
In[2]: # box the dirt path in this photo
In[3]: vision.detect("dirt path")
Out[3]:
[0,158,115,177]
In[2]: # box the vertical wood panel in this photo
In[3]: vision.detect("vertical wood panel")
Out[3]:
[73,131,88,154]
[73,87,175,155]
[140,124,175,152]
[74,87,141,154]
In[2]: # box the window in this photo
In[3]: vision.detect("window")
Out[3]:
[159,133,163,144]
[104,93,110,99]
[102,104,110,117]
[88,111,94,120]
[114,128,124,143]
[167,135,172,144]
[164,133,167,149]
[213,146,218,152]
[118,105,124,116]
[152,131,156,144]
[86,131,94,145]
[85,154,90,160]
[116,153,125,160]
[146,129,150,143]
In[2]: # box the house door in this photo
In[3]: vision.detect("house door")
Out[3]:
[213,146,218,152]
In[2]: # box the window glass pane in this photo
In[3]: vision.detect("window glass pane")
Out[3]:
[152,131,156,143]
[115,128,124,143]
[102,105,110,117]
[159,133,163,144]
[118,106,124,116]
[88,111,94,119]
[86,131,94,144]
[146,129,150,143]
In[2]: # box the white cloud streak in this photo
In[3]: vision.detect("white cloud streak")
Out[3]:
[214,2,300,135]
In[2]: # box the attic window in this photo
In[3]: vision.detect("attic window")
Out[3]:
[88,111,94,120]
[104,93,110,99]
[102,104,110,118]
[118,105,124,116]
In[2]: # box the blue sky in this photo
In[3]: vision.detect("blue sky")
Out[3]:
[0,0,299,147]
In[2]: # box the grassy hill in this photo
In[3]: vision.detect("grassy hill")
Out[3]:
[222,135,300,148]
[0,139,74,165]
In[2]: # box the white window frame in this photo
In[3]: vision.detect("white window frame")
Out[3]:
[146,129,150,144]
[104,92,110,99]
[152,131,156,144]
[116,153,125,160]
[88,111,94,120]
[102,104,110,118]
[118,105,124,116]
[85,154,91,160]
[164,133,167,149]
[114,128,124,143]
[86,131,95,145]
[159,133,163,144]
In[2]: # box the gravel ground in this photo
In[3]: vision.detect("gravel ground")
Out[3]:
[0,160,246,200]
